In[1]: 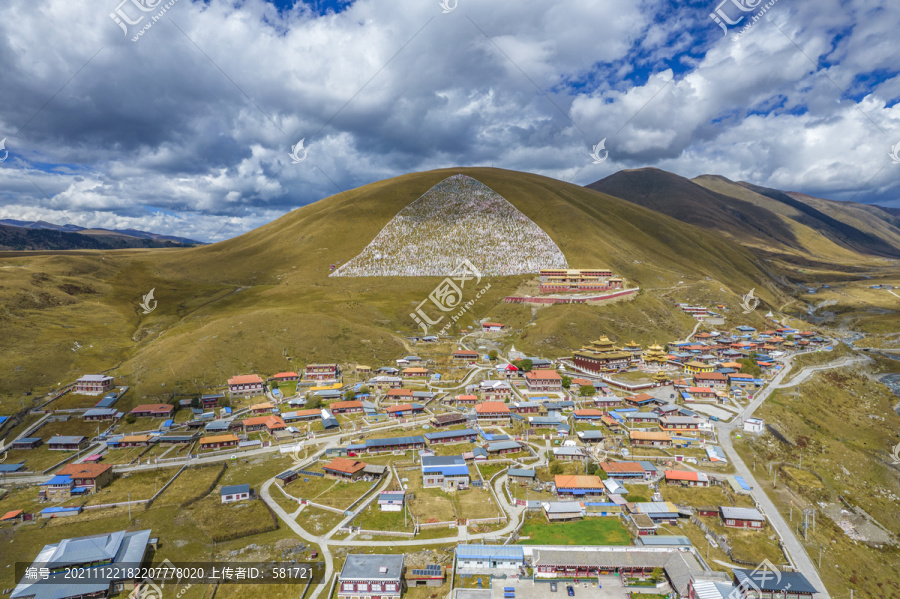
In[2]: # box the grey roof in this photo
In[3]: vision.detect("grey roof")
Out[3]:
[661,415,698,425]
[47,435,85,444]
[221,484,250,495]
[205,419,231,431]
[544,501,583,513]
[422,455,466,467]
[367,435,426,448]
[637,535,692,546]
[554,446,585,456]
[425,428,478,441]
[83,408,117,417]
[339,553,404,581]
[12,529,152,599]
[734,568,817,594]
[720,506,765,521]
[624,412,659,420]
[472,447,488,457]
[455,544,524,560]
[486,440,521,452]
[577,430,604,440]
[507,468,535,478]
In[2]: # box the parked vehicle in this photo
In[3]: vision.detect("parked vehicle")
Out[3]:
[566,585,575,596]
[550,582,557,592]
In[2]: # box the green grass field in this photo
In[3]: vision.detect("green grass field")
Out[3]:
[518,514,631,545]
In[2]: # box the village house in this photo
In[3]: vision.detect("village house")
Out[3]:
[305,363,340,381]
[453,349,479,361]
[323,457,369,481]
[11,437,42,450]
[429,413,468,428]
[508,468,536,485]
[554,474,605,498]
[378,491,405,512]
[455,545,524,573]
[227,374,265,397]
[664,470,710,487]
[221,484,252,504]
[553,446,586,461]
[623,393,659,408]
[199,434,239,450]
[130,404,174,418]
[481,322,505,332]
[385,403,424,418]
[453,393,479,405]
[55,463,113,494]
[659,415,699,434]
[568,377,595,394]
[82,408,118,421]
[117,435,152,448]
[201,394,223,408]
[743,417,765,433]
[573,408,605,423]
[510,400,542,414]
[250,402,274,415]
[543,501,585,522]
[630,513,658,536]
[685,386,717,400]
[631,502,681,525]
[241,415,287,433]
[683,361,714,375]
[275,470,299,487]
[158,432,196,445]
[281,409,322,423]
[729,569,818,598]
[330,400,364,414]
[623,412,660,426]
[485,440,522,455]
[354,435,426,454]
[720,506,766,529]
[594,394,622,409]
[385,388,415,402]
[338,554,404,599]
[474,401,511,423]
[74,374,114,395]
[630,430,673,447]
[368,375,402,392]
[401,367,431,378]
[424,428,478,444]
[600,461,648,481]
[272,371,299,382]
[479,380,512,400]
[525,369,563,392]
[693,371,727,389]
[576,430,605,444]
[47,436,88,451]
[422,455,470,490]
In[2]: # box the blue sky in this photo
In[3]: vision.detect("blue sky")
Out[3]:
[0,0,898,241]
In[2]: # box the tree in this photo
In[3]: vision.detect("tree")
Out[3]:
[585,462,599,476]
[549,461,563,475]
[306,396,323,410]
[738,358,761,378]
[512,358,533,372]
[488,349,498,361]
[343,389,356,401]
[561,376,572,389]
[359,385,370,394]
[578,384,596,397]
[190,397,200,409]
[124,414,136,425]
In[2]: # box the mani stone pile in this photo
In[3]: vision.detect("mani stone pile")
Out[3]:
[331,174,568,277]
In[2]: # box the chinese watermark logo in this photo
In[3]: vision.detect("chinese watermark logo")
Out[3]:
[891,441,900,465]
[439,0,458,13]
[139,288,158,314]
[0,138,8,162]
[589,138,608,164]
[110,0,180,42]
[890,141,900,165]
[289,139,308,164]
[709,0,780,41]
[740,288,760,314]
[727,559,791,599]
[410,259,491,335]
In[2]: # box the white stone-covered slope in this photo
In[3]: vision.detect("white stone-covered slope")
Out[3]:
[330,174,568,277]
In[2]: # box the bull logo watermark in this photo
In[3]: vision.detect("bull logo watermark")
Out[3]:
[110,0,164,35]
[709,0,762,36]
[890,141,900,165]
[139,288,157,314]
[589,138,608,164]
[727,559,791,599]
[289,138,308,164]
[0,138,8,162]
[438,0,458,13]
[411,259,485,334]
[891,441,900,465]
[740,288,760,314]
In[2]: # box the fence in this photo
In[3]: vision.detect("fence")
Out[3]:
[352,528,415,538]
[418,519,457,529]
[83,499,149,511]
[144,463,188,510]
[302,500,345,515]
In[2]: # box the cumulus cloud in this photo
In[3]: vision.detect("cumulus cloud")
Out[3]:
[0,0,898,242]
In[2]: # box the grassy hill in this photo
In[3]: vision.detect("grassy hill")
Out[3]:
[0,167,804,406]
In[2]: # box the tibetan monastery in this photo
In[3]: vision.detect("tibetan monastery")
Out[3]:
[572,336,637,373]
[642,343,669,365]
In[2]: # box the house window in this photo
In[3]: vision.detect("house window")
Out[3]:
[341,583,354,591]
[357,584,367,592]
[726,519,735,525]
[385,583,397,591]
[371,584,382,592]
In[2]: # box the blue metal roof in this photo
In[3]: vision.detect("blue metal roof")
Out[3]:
[424,465,469,476]
[40,506,80,514]
[455,544,524,560]
[367,435,425,447]
[425,428,478,441]
[0,463,25,472]
[221,484,250,495]
[734,475,752,491]
[41,475,72,486]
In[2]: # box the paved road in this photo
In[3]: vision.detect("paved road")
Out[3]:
[712,352,869,599]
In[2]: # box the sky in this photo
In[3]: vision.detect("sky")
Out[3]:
[0,0,898,242]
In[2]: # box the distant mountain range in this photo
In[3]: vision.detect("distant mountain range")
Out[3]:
[586,168,900,262]
[0,219,203,251]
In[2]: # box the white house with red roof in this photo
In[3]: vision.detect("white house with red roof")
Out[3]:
[228,374,265,397]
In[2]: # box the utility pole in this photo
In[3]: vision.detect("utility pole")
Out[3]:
[128,492,131,521]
